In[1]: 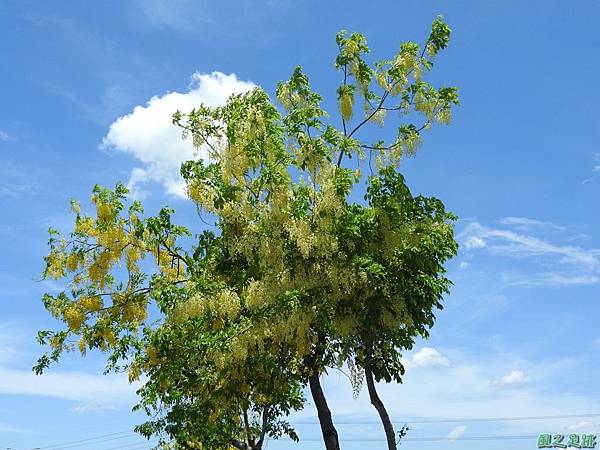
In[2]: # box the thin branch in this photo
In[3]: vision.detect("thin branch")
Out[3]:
[331,366,353,384]
[338,35,433,168]
[161,237,188,265]
[348,89,390,139]
[179,123,219,156]
[359,111,438,152]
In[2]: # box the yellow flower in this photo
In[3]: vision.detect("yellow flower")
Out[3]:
[63,305,85,330]
[45,253,65,279]
[97,201,112,222]
[70,200,81,214]
[78,338,87,354]
[65,253,80,272]
[128,362,141,382]
[50,335,62,350]
[79,295,103,312]
[339,91,354,121]
[75,217,95,236]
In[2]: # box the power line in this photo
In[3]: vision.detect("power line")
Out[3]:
[405,434,536,442]
[34,412,600,449]
[50,435,143,450]
[281,434,538,442]
[292,412,600,425]
[37,431,137,450]
[403,412,600,425]
[100,440,159,450]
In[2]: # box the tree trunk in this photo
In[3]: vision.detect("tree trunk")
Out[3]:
[309,371,341,450]
[365,357,397,450]
[255,405,270,449]
[229,440,248,450]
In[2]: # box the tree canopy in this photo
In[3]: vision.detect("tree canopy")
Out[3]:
[37,16,459,450]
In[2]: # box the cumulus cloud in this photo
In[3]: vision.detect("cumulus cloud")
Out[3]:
[403,347,450,370]
[447,425,467,441]
[102,72,255,198]
[0,130,8,141]
[492,370,530,386]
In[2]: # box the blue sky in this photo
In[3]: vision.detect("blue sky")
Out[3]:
[1,1,600,449]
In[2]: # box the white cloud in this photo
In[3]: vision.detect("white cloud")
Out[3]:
[402,347,450,370]
[0,365,139,405]
[130,0,286,36]
[0,322,33,365]
[539,273,600,286]
[461,222,598,268]
[132,0,198,33]
[0,322,140,411]
[459,261,469,269]
[463,236,486,250]
[447,425,466,441]
[69,401,117,413]
[287,351,600,439]
[0,166,35,197]
[102,72,255,197]
[0,130,8,141]
[458,221,600,285]
[500,217,564,231]
[0,422,24,434]
[501,217,546,227]
[568,420,594,431]
[582,154,600,184]
[492,370,530,386]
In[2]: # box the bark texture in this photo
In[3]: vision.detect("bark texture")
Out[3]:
[365,343,397,450]
[309,371,341,450]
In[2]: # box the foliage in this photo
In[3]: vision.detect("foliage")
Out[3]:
[37,16,458,450]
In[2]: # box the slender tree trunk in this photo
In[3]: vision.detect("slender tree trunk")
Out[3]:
[255,405,270,449]
[242,408,255,449]
[364,350,397,450]
[309,371,341,450]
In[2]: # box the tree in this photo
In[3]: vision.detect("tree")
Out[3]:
[36,16,458,450]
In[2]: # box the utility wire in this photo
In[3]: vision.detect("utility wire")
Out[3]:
[403,412,600,425]
[37,431,137,450]
[35,412,600,449]
[279,434,539,442]
[49,435,143,450]
[100,440,159,450]
[292,412,600,425]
